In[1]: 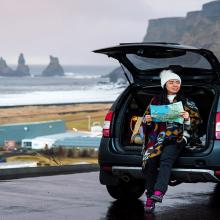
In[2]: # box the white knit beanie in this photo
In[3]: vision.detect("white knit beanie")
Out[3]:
[160,70,181,88]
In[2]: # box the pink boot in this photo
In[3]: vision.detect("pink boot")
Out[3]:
[145,197,155,213]
[151,190,164,203]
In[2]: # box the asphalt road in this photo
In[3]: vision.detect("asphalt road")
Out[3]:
[0,172,220,220]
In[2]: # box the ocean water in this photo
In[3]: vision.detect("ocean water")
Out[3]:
[0,65,127,106]
[28,64,117,77]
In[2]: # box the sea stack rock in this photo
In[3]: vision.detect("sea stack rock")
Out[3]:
[0,57,13,76]
[106,67,126,83]
[42,56,64,76]
[15,53,30,76]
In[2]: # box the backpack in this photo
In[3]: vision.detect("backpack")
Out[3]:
[130,116,144,145]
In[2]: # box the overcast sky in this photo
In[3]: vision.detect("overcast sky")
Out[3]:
[0,0,211,65]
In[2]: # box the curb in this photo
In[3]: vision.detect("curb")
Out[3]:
[0,164,99,180]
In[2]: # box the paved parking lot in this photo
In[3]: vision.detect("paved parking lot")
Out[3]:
[0,172,219,220]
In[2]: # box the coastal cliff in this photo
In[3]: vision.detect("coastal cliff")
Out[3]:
[143,0,220,58]
[108,1,220,82]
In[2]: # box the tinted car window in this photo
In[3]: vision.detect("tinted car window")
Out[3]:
[126,51,211,71]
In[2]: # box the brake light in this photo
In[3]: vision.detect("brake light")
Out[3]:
[102,165,112,172]
[103,111,114,137]
[216,112,220,139]
[215,170,220,175]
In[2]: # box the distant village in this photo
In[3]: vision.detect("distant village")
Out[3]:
[0,54,64,77]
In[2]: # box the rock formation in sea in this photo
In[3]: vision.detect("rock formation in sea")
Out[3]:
[0,57,13,76]
[15,53,30,76]
[106,67,125,83]
[42,56,64,76]
[0,54,30,76]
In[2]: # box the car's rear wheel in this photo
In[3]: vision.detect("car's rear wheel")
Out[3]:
[169,178,182,186]
[106,180,145,200]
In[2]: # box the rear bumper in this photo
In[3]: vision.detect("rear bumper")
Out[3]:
[99,138,220,184]
[111,166,220,183]
[99,138,220,168]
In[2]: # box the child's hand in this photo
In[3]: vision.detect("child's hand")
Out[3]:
[180,111,190,120]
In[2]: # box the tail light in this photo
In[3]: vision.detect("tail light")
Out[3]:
[215,170,220,175]
[103,111,114,137]
[101,165,112,172]
[215,112,220,139]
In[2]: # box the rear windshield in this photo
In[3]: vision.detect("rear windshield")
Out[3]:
[126,51,212,71]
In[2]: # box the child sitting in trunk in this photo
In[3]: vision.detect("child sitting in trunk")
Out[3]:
[142,69,202,213]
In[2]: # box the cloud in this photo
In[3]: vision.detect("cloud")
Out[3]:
[71,0,151,21]
[0,0,212,64]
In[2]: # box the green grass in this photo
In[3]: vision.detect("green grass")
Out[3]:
[66,117,104,131]
[0,103,109,132]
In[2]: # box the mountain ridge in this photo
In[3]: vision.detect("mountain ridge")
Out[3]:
[143,0,220,58]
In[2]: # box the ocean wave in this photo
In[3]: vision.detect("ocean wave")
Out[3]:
[64,72,102,79]
[0,86,125,106]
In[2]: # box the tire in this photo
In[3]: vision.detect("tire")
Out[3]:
[106,180,145,200]
[169,177,182,186]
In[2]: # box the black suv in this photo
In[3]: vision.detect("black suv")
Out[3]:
[93,43,220,200]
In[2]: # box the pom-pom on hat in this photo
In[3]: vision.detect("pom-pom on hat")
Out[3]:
[160,70,181,88]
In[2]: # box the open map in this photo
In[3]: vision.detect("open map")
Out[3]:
[150,101,184,124]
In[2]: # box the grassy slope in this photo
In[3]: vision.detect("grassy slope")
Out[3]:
[7,154,98,166]
[0,103,112,131]
[0,103,109,164]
